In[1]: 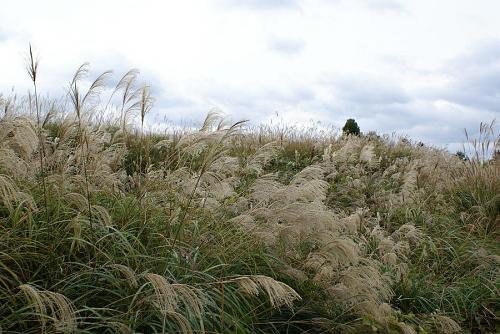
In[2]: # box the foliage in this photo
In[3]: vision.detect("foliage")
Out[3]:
[342,118,360,136]
[0,57,498,333]
[455,150,468,161]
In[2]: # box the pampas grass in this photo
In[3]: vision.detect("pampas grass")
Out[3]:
[0,50,498,333]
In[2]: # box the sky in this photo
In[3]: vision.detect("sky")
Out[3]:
[0,0,499,151]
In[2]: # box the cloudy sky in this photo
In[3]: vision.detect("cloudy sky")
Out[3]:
[1,0,499,151]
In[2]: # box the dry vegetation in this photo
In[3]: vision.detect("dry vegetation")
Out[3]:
[0,53,498,333]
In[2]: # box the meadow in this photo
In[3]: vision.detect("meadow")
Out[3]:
[0,56,498,333]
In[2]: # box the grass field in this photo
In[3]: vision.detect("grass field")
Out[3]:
[0,60,498,333]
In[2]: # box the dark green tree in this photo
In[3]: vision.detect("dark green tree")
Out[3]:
[493,149,500,161]
[342,118,360,136]
[455,151,469,161]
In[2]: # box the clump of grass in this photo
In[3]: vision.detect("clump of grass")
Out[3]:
[449,121,500,236]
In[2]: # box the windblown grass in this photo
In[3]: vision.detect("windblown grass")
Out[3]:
[0,53,498,333]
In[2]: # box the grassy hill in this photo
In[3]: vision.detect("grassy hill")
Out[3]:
[0,65,498,333]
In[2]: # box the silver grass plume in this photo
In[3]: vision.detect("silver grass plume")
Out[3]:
[230,275,301,308]
[18,284,77,333]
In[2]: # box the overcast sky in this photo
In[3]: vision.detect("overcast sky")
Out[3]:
[1,0,499,151]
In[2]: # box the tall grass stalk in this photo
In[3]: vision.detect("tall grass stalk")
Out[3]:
[26,45,49,222]
[171,118,246,248]
[68,64,111,231]
[139,85,152,175]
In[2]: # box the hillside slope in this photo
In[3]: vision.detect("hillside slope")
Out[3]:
[0,74,498,333]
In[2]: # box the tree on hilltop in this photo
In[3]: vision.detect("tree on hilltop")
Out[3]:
[342,118,360,136]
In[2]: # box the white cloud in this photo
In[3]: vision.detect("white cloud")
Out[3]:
[218,0,300,10]
[0,0,499,150]
[268,37,305,55]
[360,0,407,13]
